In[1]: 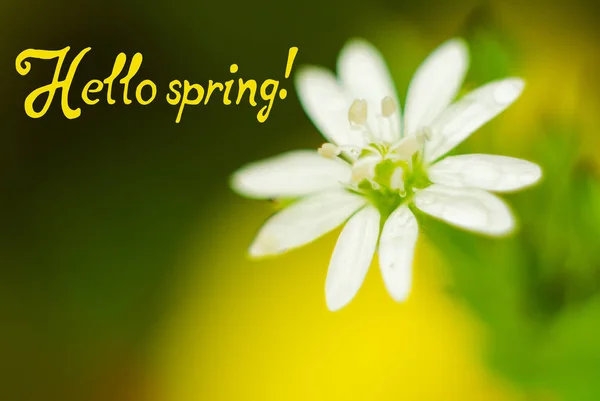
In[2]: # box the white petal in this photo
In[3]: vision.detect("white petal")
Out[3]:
[231,150,351,199]
[295,66,364,147]
[424,78,525,163]
[249,191,366,257]
[428,154,542,192]
[404,38,469,136]
[378,205,418,302]
[338,39,401,143]
[414,184,515,236]
[325,205,380,311]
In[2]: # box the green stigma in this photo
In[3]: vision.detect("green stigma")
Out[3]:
[350,150,431,221]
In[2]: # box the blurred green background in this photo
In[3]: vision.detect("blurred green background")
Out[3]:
[2,0,600,400]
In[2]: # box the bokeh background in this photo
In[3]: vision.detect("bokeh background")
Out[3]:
[3,0,600,400]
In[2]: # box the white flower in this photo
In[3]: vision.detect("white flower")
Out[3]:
[230,38,542,311]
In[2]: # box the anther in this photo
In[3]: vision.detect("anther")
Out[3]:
[381,96,397,117]
[348,99,368,126]
[390,167,406,195]
[350,161,375,183]
[390,136,421,160]
[317,143,340,159]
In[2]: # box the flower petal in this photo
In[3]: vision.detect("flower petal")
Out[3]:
[295,66,364,147]
[378,205,418,302]
[325,205,380,311]
[249,190,366,257]
[414,184,515,236]
[404,38,469,137]
[231,150,351,199]
[424,78,525,163]
[337,39,401,143]
[428,154,542,192]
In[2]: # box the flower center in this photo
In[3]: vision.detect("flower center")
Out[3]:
[318,97,433,219]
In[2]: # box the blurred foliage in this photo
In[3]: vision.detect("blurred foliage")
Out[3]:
[421,124,600,401]
[415,17,600,399]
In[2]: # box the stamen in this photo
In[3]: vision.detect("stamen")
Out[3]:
[416,127,432,144]
[364,144,387,156]
[381,96,397,117]
[390,136,421,160]
[317,143,340,159]
[350,160,376,183]
[372,143,387,154]
[348,99,368,126]
[390,167,406,195]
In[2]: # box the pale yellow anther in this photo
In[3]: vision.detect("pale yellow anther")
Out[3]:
[381,96,396,117]
[391,136,421,160]
[351,161,375,183]
[317,143,340,159]
[390,167,406,194]
[348,99,368,126]
[416,127,432,144]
